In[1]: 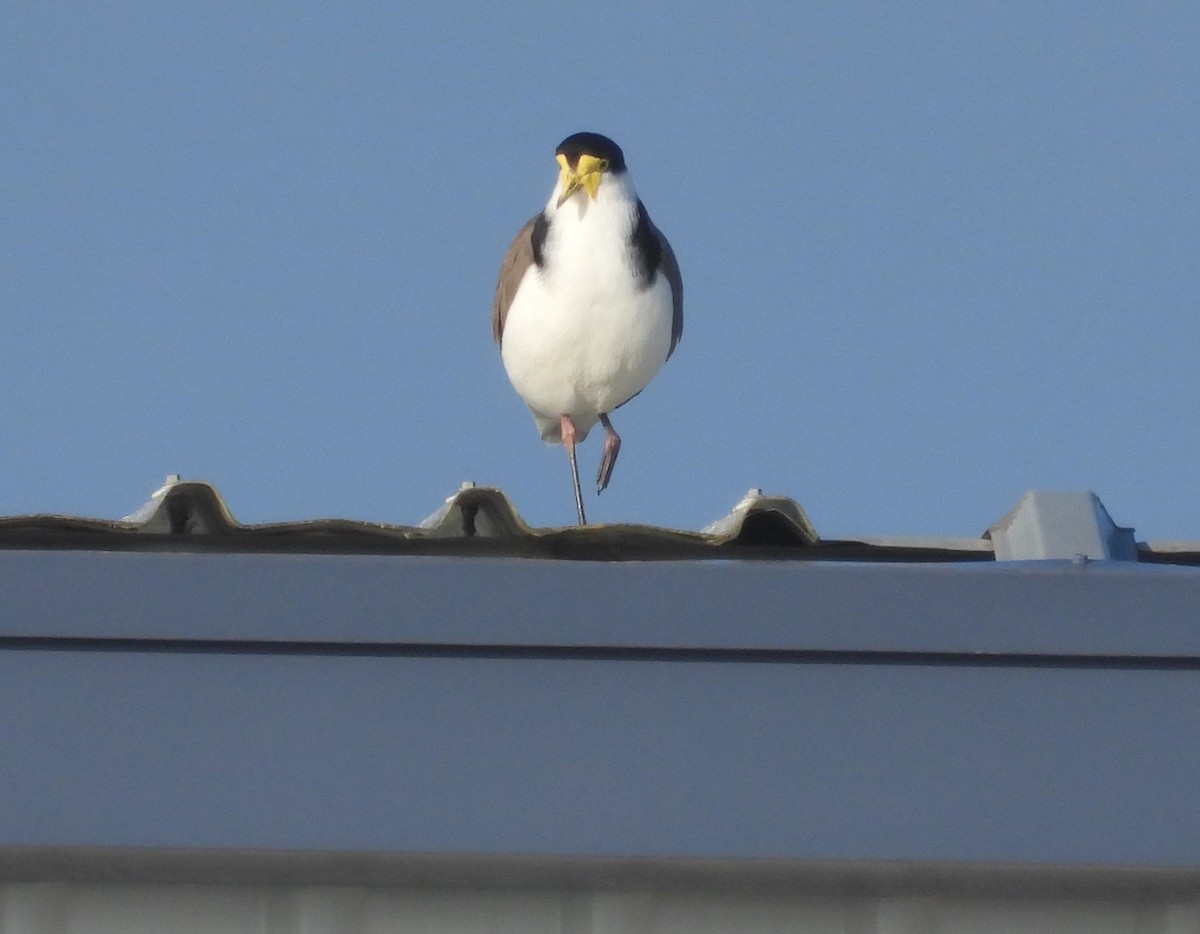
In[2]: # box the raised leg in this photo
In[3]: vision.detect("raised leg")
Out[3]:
[596,413,621,494]
[560,414,587,525]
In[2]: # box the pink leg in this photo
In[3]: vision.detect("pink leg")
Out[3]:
[560,414,587,525]
[596,413,621,494]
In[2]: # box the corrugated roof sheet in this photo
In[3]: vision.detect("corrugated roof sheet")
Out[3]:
[0,476,1196,564]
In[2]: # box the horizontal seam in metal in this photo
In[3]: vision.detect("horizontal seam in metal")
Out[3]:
[1,636,1197,670]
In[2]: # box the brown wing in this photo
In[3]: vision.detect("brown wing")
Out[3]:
[491,215,538,347]
[654,223,684,358]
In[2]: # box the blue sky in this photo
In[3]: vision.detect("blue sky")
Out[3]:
[3,3,1197,539]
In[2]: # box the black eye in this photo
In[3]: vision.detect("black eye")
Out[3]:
[597,158,610,171]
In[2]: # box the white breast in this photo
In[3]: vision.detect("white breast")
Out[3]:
[500,176,674,443]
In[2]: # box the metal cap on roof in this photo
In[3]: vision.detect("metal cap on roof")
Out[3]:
[987,490,1138,561]
[701,487,818,546]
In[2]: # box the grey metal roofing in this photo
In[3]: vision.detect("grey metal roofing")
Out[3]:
[2,477,1199,892]
[1,475,1198,564]
[4,548,1200,868]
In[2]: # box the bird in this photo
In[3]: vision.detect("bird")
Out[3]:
[492,132,683,526]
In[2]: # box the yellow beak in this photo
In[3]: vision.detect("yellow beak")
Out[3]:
[555,153,608,207]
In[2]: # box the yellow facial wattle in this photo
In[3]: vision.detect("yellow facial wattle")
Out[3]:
[556,152,610,207]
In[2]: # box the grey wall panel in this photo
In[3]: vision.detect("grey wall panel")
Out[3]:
[1,646,1198,865]
[1,551,1199,657]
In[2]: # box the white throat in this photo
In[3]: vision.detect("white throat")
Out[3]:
[541,171,641,283]
[547,171,639,222]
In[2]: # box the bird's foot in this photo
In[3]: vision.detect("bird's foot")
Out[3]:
[596,413,621,494]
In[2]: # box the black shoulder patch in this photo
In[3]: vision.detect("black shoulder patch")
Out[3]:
[531,212,549,267]
[630,200,662,287]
